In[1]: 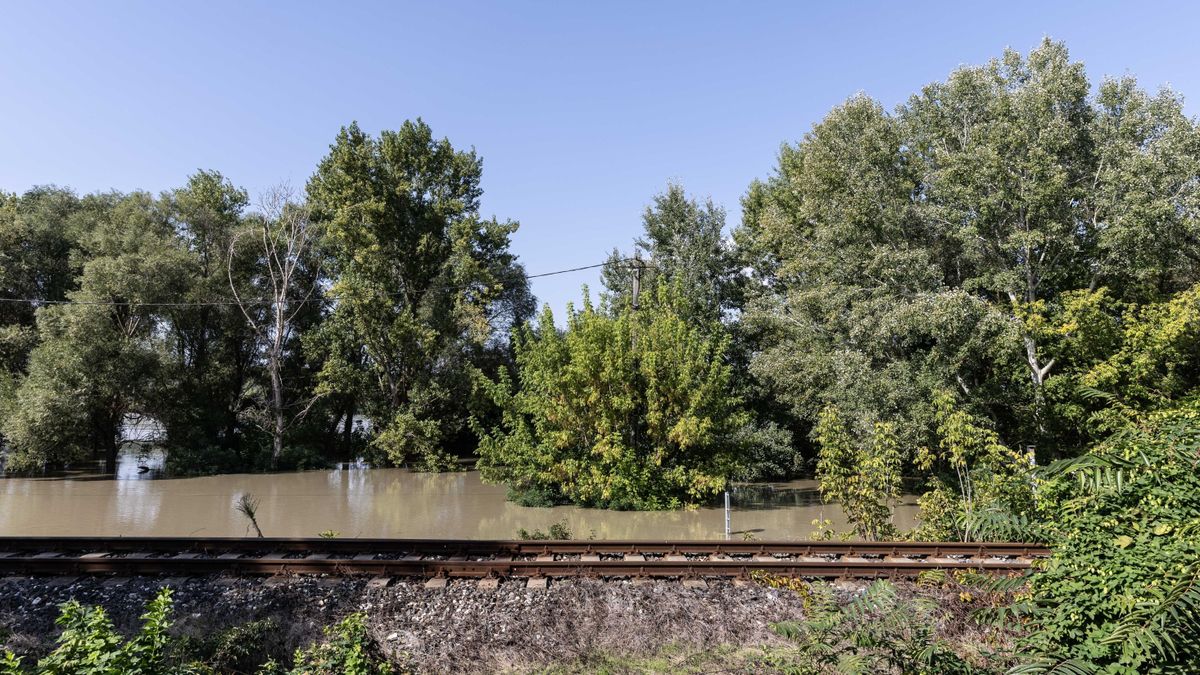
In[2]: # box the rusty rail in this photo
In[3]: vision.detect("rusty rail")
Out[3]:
[0,537,1048,579]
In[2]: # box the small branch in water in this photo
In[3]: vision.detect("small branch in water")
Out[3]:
[236,493,265,538]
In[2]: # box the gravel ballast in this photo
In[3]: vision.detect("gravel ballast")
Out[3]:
[0,574,996,673]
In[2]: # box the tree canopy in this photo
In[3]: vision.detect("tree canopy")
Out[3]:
[739,38,1200,462]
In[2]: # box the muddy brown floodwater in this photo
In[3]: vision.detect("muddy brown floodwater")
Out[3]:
[0,454,919,539]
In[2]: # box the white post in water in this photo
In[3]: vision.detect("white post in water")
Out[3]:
[724,479,732,540]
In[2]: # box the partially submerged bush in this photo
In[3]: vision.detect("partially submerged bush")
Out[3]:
[517,520,572,540]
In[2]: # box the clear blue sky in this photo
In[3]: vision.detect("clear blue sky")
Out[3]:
[3,1,1198,315]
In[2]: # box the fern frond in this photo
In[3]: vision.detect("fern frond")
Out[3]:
[959,508,1049,543]
[841,580,897,622]
[972,599,1039,626]
[770,621,804,640]
[834,652,869,674]
[1008,656,1098,674]
[979,571,1033,594]
[1076,385,1117,403]
[1100,569,1200,664]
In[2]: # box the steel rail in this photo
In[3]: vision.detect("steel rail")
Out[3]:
[0,537,1046,579]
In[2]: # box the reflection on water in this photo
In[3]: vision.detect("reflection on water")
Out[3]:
[0,454,919,539]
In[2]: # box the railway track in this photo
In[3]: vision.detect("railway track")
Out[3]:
[0,537,1047,580]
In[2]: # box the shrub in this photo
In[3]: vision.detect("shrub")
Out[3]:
[766,580,979,674]
[517,520,572,540]
[475,284,746,510]
[269,613,394,675]
[35,588,181,674]
[1016,407,1200,672]
[813,408,902,541]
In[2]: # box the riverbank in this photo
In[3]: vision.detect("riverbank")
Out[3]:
[0,574,1016,673]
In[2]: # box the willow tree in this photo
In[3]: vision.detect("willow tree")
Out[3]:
[307,120,532,470]
[476,283,746,510]
[2,193,190,472]
[0,187,87,456]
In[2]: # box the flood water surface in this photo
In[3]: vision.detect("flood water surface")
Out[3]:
[0,466,918,539]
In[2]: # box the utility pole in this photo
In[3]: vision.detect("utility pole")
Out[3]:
[724,478,732,540]
[630,250,643,311]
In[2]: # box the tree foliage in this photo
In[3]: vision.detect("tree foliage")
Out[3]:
[476,283,745,509]
[307,120,533,471]
[1019,406,1200,672]
[602,183,740,324]
[813,408,902,541]
[2,192,190,471]
[738,39,1200,464]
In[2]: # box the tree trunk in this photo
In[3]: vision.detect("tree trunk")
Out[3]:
[102,424,119,475]
[343,401,355,455]
[269,357,285,469]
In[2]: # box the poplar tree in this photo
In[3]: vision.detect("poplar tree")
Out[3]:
[740,39,1200,459]
[307,120,532,471]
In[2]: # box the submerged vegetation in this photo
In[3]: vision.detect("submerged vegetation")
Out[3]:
[2,37,1200,672]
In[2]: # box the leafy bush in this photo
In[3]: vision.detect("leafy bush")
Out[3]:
[1016,408,1200,672]
[913,391,1039,542]
[175,617,280,674]
[813,408,902,541]
[475,283,746,510]
[766,580,979,674]
[264,613,394,675]
[34,588,180,674]
[2,592,398,675]
[0,651,21,675]
[516,520,572,540]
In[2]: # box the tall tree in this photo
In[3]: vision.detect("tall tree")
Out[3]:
[2,193,190,471]
[604,184,795,480]
[228,186,324,468]
[307,120,532,470]
[739,39,1200,460]
[602,183,738,323]
[158,171,260,461]
[0,187,87,457]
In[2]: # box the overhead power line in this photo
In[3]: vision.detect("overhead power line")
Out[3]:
[0,258,644,309]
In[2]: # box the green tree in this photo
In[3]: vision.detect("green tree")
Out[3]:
[739,39,1200,463]
[813,407,902,540]
[307,120,532,471]
[158,171,262,467]
[2,193,190,472]
[913,391,1038,541]
[476,283,745,509]
[0,187,87,456]
[605,184,796,480]
[602,183,739,323]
